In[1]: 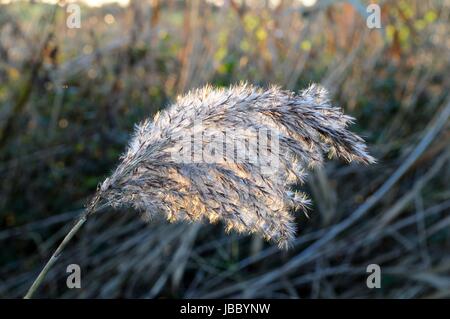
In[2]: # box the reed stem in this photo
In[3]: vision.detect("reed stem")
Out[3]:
[24,195,101,299]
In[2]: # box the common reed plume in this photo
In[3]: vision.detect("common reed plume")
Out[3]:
[25,83,374,298]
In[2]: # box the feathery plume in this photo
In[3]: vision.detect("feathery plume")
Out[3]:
[98,83,375,249]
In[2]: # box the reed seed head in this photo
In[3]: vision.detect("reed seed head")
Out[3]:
[97,83,374,249]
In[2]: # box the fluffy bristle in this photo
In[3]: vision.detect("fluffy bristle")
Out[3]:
[99,83,374,249]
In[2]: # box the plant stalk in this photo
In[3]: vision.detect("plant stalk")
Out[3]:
[24,194,101,299]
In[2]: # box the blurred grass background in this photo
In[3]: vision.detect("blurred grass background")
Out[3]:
[0,0,449,298]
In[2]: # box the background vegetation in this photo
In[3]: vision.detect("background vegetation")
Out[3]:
[0,0,449,298]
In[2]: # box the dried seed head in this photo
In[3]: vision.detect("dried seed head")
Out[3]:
[98,83,375,249]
